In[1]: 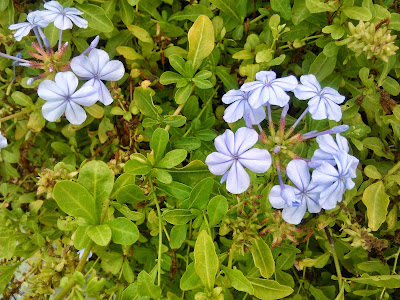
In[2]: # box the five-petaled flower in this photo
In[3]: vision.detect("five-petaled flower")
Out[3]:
[8,11,49,41]
[205,127,271,194]
[222,90,266,128]
[41,0,88,30]
[269,160,323,225]
[240,71,298,108]
[71,49,125,105]
[38,71,98,125]
[294,74,345,122]
[311,133,349,166]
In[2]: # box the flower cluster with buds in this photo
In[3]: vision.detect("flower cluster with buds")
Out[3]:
[206,71,359,224]
[341,20,398,62]
[2,1,125,125]
[37,163,77,199]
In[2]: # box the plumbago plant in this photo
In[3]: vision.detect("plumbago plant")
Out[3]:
[1,0,400,299]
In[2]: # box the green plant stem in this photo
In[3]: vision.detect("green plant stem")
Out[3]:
[55,199,110,300]
[0,109,32,123]
[249,14,266,24]
[149,178,162,288]
[227,249,233,269]
[385,161,400,178]
[324,226,343,290]
[379,246,400,299]
[165,102,186,132]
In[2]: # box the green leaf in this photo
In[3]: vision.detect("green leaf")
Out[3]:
[0,0,13,29]
[216,66,238,90]
[180,177,214,210]
[0,265,18,293]
[0,0,8,11]
[119,0,134,25]
[0,232,16,260]
[78,161,114,204]
[251,239,275,279]
[105,217,139,245]
[169,4,214,21]
[156,149,187,169]
[175,84,194,104]
[124,153,153,175]
[150,128,169,162]
[194,230,219,291]
[116,184,146,205]
[349,275,400,288]
[305,0,335,13]
[163,115,187,127]
[222,266,254,294]
[116,46,144,60]
[187,15,215,70]
[271,0,291,20]
[342,7,372,21]
[11,91,32,107]
[73,226,91,250]
[180,262,204,290]
[232,49,254,60]
[53,181,98,225]
[382,76,400,96]
[362,181,390,231]
[309,52,337,82]
[248,278,294,300]
[75,4,113,32]
[127,24,153,44]
[362,137,394,159]
[160,71,183,85]
[207,195,228,227]
[364,165,382,179]
[192,78,214,89]
[134,87,160,120]
[152,168,173,184]
[137,270,162,298]
[110,173,136,199]
[168,55,187,76]
[87,224,112,246]
[169,224,187,249]
[210,0,241,22]
[172,137,201,151]
[292,0,311,26]
[163,209,195,225]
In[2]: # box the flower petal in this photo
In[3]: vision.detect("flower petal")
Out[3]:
[269,185,286,209]
[44,1,64,12]
[205,152,233,176]
[255,71,276,82]
[214,130,234,156]
[234,127,258,155]
[88,49,110,74]
[38,80,66,101]
[12,25,33,41]
[65,102,87,125]
[71,86,98,106]
[55,71,78,96]
[324,99,342,121]
[42,100,67,122]
[322,87,345,104]
[311,162,338,184]
[67,14,88,29]
[244,102,266,125]
[272,75,298,91]
[319,181,345,209]
[308,95,327,120]
[282,200,307,225]
[286,159,310,191]
[240,81,264,92]
[268,86,290,107]
[222,89,245,104]
[238,148,271,173]
[293,84,318,100]
[226,161,250,194]
[223,100,245,123]
[70,55,95,77]
[99,60,125,81]
[54,15,73,30]
[300,74,321,92]
[64,7,84,15]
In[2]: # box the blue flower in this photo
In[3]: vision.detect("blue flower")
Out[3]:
[8,11,49,41]
[222,90,266,127]
[311,151,359,209]
[41,1,88,30]
[71,49,125,105]
[293,74,345,122]
[78,248,93,261]
[38,71,98,125]
[269,160,322,225]
[240,71,298,108]
[0,133,7,151]
[205,127,271,194]
[312,133,349,166]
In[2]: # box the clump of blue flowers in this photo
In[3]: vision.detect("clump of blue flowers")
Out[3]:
[1,1,125,125]
[206,71,358,225]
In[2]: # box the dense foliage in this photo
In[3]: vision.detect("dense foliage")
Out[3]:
[1,0,400,299]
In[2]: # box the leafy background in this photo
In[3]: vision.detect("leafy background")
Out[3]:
[1,0,400,299]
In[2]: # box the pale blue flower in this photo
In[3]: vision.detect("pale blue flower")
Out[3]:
[312,133,349,166]
[240,71,298,108]
[78,248,93,261]
[71,49,125,105]
[269,160,322,225]
[38,71,98,125]
[41,1,88,30]
[0,133,7,150]
[8,11,49,41]
[205,127,271,194]
[312,151,359,210]
[222,90,266,127]
[293,74,345,122]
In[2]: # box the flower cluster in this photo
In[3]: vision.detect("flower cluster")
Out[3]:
[206,71,358,224]
[2,1,125,125]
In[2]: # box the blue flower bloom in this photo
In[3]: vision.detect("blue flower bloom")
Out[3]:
[205,127,271,194]
[240,71,298,108]
[38,71,98,125]
[222,90,266,127]
[312,133,349,166]
[312,150,359,209]
[71,49,125,105]
[293,74,345,122]
[41,1,88,30]
[8,11,49,41]
[0,133,7,151]
[269,160,322,225]
[78,248,93,261]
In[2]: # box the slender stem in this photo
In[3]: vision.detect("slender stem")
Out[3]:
[285,107,309,139]
[165,102,185,132]
[32,27,43,50]
[266,103,275,136]
[385,161,400,178]
[227,249,233,269]
[202,211,212,237]
[249,14,265,24]
[380,246,400,299]
[0,52,31,64]
[0,109,33,122]
[149,178,162,288]
[324,227,342,290]
[58,29,63,50]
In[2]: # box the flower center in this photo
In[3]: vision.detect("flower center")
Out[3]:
[231,154,239,161]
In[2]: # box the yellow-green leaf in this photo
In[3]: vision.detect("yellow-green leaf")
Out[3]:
[251,239,275,279]
[362,181,389,231]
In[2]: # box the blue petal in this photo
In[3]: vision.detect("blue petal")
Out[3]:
[226,161,250,194]
[282,200,307,225]
[65,101,87,125]
[223,100,245,123]
[233,127,258,155]
[205,152,233,176]
[269,185,286,209]
[214,130,235,156]
[222,89,245,104]
[238,148,271,173]
[286,160,310,192]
